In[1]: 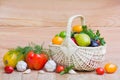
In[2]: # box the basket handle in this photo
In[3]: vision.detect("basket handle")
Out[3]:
[66,15,86,39]
[62,15,86,46]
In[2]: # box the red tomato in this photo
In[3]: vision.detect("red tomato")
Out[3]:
[56,65,64,73]
[26,51,48,70]
[4,66,14,74]
[96,67,104,75]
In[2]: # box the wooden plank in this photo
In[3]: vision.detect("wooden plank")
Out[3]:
[0,0,120,27]
[22,71,38,80]
[37,72,56,80]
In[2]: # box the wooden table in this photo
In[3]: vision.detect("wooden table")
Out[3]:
[0,26,120,80]
[0,0,120,79]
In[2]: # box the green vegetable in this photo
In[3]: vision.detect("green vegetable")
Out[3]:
[60,65,74,75]
[81,25,106,46]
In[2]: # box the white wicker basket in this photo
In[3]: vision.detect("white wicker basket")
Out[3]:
[49,15,106,71]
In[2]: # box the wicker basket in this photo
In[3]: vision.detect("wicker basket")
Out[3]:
[49,15,106,71]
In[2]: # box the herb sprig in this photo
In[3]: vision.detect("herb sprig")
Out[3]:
[60,65,74,75]
[81,25,106,45]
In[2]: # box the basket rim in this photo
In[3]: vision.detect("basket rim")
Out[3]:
[49,42,106,49]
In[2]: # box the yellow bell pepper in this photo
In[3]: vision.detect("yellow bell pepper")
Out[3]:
[3,49,24,68]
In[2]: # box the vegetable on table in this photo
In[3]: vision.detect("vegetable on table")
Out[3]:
[3,49,24,68]
[16,61,27,72]
[104,63,117,73]
[60,65,74,75]
[96,67,104,75]
[23,69,31,74]
[44,59,57,72]
[56,65,65,73]
[38,70,45,74]
[25,45,48,70]
[4,66,14,74]
[68,69,77,74]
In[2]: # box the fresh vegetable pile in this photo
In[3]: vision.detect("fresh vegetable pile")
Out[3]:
[3,44,76,75]
[52,25,106,47]
[2,25,118,75]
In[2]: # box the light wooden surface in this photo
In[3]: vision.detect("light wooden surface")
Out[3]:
[0,0,120,27]
[0,0,120,80]
[0,26,120,80]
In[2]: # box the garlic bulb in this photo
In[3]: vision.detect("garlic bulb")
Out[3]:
[69,69,77,74]
[44,59,56,72]
[16,61,27,72]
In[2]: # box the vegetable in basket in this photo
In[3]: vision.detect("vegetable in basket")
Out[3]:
[50,15,106,71]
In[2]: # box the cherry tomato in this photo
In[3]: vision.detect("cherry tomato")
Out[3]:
[56,65,64,73]
[72,25,83,33]
[52,36,63,45]
[96,67,104,75]
[4,66,14,74]
[104,63,117,73]
[26,51,48,70]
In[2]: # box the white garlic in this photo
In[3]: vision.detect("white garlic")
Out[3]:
[16,61,27,72]
[38,70,45,74]
[69,69,77,74]
[44,59,56,72]
[23,69,31,74]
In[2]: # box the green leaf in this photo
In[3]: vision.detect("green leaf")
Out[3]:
[16,46,24,54]
[99,38,106,45]
[60,71,66,75]
[23,46,33,56]
[82,25,87,31]
[96,30,100,37]
[34,45,43,54]
[81,25,106,45]
[60,64,74,75]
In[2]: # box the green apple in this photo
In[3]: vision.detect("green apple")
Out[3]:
[74,33,91,47]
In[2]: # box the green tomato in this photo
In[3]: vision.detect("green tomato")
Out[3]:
[59,31,66,38]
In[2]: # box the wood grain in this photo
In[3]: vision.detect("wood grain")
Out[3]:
[0,0,120,27]
[22,71,38,80]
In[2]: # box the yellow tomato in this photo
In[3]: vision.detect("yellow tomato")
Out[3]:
[52,36,63,45]
[3,49,24,68]
[72,25,83,33]
[104,63,117,73]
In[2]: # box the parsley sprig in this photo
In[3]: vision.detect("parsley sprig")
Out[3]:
[60,65,74,75]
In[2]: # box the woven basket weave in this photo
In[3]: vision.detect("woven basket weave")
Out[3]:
[49,15,106,71]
